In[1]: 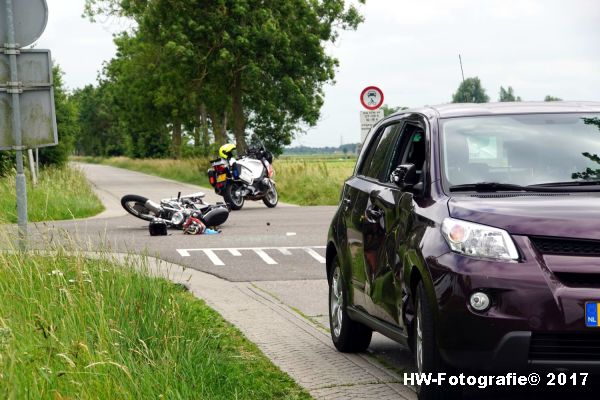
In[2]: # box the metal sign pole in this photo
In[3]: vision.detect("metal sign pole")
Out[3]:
[5,0,27,249]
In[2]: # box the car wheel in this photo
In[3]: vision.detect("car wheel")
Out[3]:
[329,256,372,352]
[414,281,460,400]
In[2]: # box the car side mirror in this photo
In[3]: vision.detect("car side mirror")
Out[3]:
[390,164,418,191]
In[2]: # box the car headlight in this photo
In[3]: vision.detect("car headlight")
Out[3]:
[441,218,519,261]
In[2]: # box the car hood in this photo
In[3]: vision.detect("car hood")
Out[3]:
[448,193,600,240]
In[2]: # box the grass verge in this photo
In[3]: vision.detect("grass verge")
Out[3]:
[0,166,104,223]
[74,156,356,206]
[0,249,310,399]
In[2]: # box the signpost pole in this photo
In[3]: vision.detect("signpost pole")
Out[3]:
[5,0,27,250]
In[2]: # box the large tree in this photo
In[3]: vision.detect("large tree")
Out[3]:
[451,77,489,103]
[84,0,366,156]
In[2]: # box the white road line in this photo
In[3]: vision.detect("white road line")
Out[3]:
[286,232,297,236]
[254,249,278,265]
[203,249,225,266]
[177,246,325,252]
[175,246,327,266]
[304,248,326,264]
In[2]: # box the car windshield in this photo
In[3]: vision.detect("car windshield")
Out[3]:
[441,113,600,188]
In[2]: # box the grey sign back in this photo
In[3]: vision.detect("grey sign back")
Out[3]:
[0,49,57,150]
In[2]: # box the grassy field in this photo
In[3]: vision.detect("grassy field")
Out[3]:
[0,167,104,223]
[74,156,357,206]
[0,249,310,399]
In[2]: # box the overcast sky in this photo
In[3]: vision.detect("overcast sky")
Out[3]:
[36,0,600,147]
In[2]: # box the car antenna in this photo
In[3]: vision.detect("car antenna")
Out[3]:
[458,54,465,83]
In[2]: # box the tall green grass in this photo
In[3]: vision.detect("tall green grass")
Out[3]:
[0,248,310,399]
[0,167,104,223]
[75,156,356,206]
[275,159,355,205]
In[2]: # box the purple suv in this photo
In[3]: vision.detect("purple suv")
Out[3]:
[326,102,600,397]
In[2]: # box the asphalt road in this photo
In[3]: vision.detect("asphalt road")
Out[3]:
[29,163,333,282]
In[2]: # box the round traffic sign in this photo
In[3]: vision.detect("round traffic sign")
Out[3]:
[360,86,384,110]
[0,0,48,47]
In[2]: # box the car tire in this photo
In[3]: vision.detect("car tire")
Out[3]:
[329,256,372,352]
[414,281,461,400]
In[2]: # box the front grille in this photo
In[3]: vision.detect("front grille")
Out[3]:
[530,333,600,361]
[554,273,600,288]
[530,236,600,256]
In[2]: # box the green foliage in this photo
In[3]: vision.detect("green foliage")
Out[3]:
[0,166,104,223]
[82,0,366,157]
[0,251,310,399]
[451,77,490,103]
[544,95,563,102]
[381,104,409,117]
[73,84,128,157]
[571,118,600,181]
[498,86,522,102]
[0,151,14,177]
[38,66,79,167]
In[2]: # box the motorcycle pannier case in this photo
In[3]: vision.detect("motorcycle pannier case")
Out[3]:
[201,206,229,227]
[149,218,168,236]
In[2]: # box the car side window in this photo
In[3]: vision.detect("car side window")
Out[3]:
[357,123,402,179]
[387,122,426,183]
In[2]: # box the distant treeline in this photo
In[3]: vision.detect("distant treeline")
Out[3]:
[284,143,360,155]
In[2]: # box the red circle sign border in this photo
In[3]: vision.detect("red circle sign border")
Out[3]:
[360,86,384,110]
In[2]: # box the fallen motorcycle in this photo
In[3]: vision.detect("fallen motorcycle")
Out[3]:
[120,191,229,229]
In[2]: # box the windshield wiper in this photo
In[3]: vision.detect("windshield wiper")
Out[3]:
[530,180,600,187]
[449,182,567,193]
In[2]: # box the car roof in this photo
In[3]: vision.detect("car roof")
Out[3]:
[391,101,600,119]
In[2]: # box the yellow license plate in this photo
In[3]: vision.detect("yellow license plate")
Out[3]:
[217,174,227,183]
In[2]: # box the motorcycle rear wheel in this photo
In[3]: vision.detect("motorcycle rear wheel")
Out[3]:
[121,194,157,222]
[224,184,245,210]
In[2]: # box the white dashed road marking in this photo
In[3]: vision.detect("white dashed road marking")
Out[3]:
[203,249,225,266]
[303,247,327,263]
[176,246,326,266]
[254,249,278,265]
